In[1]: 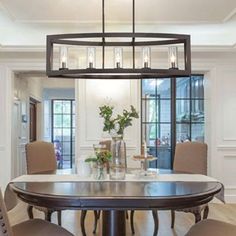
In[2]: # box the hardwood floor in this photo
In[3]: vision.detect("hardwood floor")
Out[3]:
[8,202,236,236]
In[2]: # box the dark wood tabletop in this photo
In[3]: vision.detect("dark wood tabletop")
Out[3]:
[9,169,222,236]
[10,169,222,211]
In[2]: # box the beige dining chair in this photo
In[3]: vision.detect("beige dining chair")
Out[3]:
[25,141,62,225]
[185,219,236,236]
[171,141,208,227]
[0,189,74,236]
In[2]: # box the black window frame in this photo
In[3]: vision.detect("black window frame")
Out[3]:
[141,74,204,169]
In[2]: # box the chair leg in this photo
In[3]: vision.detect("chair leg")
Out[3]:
[152,210,159,236]
[171,210,175,228]
[126,211,129,219]
[97,210,101,220]
[93,211,99,234]
[194,212,201,223]
[203,205,209,219]
[80,210,87,236]
[57,210,62,226]
[130,210,135,234]
[27,205,34,219]
[45,210,52,222]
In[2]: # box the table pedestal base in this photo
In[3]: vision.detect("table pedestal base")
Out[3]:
[102,210,126,236]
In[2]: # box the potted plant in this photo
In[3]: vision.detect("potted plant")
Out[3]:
[99,105,139,138]
[85,149,112,180]
[99,105,139,180]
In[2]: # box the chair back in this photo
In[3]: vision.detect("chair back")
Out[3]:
[25,141,57,174]
[0,189,13,236]
[99,140,111,151]
[174,142,207,175]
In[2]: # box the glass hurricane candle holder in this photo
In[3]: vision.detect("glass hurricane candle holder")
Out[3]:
[114,47,123,68]
[87,47,96,69]
[168,46,178,69]
[142,47,151,68]
[59,46,68,70]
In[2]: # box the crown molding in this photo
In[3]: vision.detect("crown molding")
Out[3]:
[0,2,16,21]
[223,8,236,22]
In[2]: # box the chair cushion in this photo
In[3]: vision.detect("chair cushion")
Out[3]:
[185,219,236,236]
[12,219,73,236]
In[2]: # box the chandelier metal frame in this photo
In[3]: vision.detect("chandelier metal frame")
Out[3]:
[46,0,191,79]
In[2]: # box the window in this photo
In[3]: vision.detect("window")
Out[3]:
[52,100,75,169]
[141,75,204,169]
[176,76,204,143]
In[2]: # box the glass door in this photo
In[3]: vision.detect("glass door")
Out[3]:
[141,79,172,169]
[52,100,75,169]
[141,75,204,169]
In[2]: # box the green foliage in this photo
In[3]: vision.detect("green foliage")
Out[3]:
[85,150,112,164]
[99,105,139,136]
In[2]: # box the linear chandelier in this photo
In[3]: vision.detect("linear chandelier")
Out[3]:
[46,0,191,79]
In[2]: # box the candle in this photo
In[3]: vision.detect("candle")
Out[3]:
[170,54,176,68]
[144,56,148,68]
[88,54,93,68]
[116,54,120,68]
[142,47,151,69]
[87,47,96,69]
[59,46,68,70]
[143,140,147,158]
[61,55,67,69]
[114,48,123,68]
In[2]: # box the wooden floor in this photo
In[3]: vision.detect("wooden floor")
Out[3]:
[8,202,236,236]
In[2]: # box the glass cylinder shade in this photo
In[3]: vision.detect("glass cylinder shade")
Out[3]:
[109,136,126,180]
[59,46,68,70]
[87,47,96,68]
[142,47,151,68]
[114,48,123,68]
[168,46,178,69]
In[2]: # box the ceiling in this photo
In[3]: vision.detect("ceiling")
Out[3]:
[0,0,236,48]
[1,0,236,23]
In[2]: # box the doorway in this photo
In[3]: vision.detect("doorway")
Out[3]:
[51,99,75,169]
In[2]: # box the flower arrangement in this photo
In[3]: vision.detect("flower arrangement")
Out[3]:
[85,150,112,165]
[99,105,139,137]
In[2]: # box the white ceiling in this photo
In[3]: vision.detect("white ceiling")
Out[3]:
[1,0,236,23]
[0,0,236,48]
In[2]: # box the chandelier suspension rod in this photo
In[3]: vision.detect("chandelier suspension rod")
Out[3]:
[102,0,105,69]
[132,0,135,69]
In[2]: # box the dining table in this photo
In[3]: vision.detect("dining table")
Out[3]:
[9,169,223,236]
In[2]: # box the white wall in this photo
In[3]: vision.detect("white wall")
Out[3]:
[0,50,236,202]
[10,75,43,177]
[76,79,140,168]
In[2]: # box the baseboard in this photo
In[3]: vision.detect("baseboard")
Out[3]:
[224,195,236,203]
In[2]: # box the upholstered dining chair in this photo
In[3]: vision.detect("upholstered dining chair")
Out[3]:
[0,189,74,236]
[171,141,208,228]
[185,219,236,236]
[25,141,62,225]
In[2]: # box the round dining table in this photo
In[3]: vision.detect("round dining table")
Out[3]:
[10,170,222,236]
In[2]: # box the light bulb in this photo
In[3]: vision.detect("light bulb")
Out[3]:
[168,46,178,69]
